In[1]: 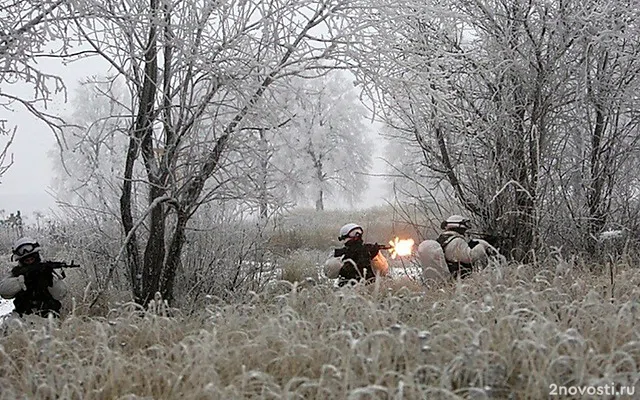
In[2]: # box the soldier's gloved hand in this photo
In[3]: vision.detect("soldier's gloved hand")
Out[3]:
[468,239,480,249]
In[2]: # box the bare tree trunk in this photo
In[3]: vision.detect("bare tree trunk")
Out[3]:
[120,138,143,302]
[586,105,607,248]
[511,84,536,261]
[315,189,324,211]
[161,210,188,304]
[141,185,166,303]
[258,128,269,220]
[587,61,610,241]
[309,147,325,211]
[121,0,160,305]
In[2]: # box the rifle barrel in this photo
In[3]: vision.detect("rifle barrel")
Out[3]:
[43,261,81,269]
[468,231,513,239]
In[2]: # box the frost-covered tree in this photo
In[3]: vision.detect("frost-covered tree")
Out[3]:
[71,0,366,304]
[271,72,374,211]
[50,78,137,222]
[200,71,374,217]
[294,72,373,211]
[0,126,14,184]
[0,0,77,182]
[349,0,640,258]
[220,111,299,221]
[48,79,140,286]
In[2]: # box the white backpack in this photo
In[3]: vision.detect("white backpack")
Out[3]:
[416,239,451,284]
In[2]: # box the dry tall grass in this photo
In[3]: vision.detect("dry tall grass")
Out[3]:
[1,255,639,399]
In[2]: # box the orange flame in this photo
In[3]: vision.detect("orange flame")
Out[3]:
[388,237,415,259]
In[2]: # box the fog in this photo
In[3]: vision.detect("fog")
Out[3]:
[0,53,390,221]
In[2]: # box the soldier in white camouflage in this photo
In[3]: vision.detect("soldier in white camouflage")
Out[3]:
[0,237,68,318]
[434,215,495,279]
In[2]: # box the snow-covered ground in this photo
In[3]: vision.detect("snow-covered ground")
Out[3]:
[0,299,14,317]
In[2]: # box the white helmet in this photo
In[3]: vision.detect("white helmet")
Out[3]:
[11,237,42,261]
[338,223,363,241]
[441,215,471,231]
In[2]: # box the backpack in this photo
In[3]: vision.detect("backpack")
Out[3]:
[416,239,450,283]
[417,232,473,282]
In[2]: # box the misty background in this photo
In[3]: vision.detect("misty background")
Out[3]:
[0,57,391,219]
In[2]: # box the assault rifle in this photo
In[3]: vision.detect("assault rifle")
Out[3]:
[334,243,392,258]
[12,260,81,280]
[466,231,515,256]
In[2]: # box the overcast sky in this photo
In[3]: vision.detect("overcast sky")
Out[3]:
[0,56,389,224]
[0,53,102,221]
[1,60,69,220]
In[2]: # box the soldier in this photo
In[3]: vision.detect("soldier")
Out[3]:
[324,223,389,287]
[0,237,68,318]
[417,215,497,281]
[436,215,497,278]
